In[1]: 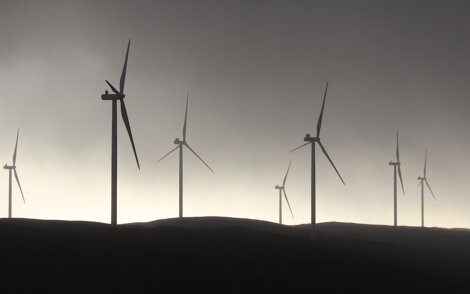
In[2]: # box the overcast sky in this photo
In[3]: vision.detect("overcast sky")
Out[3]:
[0,0,469,228]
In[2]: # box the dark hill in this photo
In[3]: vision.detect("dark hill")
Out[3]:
[0,217,469,293]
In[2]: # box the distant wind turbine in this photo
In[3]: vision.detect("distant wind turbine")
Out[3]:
[417,150,436,227]
[275,160,294,225]
[388,130,405,226]
[290,82,345,240]
[101,39,140,226]
[157,94,214,218]
[3,129,25,218]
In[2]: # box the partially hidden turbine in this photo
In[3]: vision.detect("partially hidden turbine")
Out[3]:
[157,94,214,218]
[3,129,25,218]
[290,82,345,240]
[101,39,140,226]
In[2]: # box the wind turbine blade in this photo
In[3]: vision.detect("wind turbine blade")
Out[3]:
[282,160,292,187]
[424,150,427,177]
[316,81,328,137]
[425,179,436,199]
[157,145,179,163]
[397,165,405,196]
[14,169,25,203]
[396,129,400,162]
[282,189,294,217]
[120,39,131,95]
[13,129,19,165]
[318,141,345,185]
[120,99,140,169]
[396,130,404,195]
[289,142,310,153]
[183,94,189,141]
[106,80,120,95]
[184,143,214,173]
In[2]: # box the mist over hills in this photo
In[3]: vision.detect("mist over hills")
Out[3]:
[1,217,469,293]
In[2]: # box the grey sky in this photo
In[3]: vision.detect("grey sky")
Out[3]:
[0,0,469,227]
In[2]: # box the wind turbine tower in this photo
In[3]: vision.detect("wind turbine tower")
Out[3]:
[3,129,25,218]
[274,160,294,224]
[290,82,345,240]
[388,130,405,226]
[157,94,214,218]
[417,150,436,227]
[101,39,140,226]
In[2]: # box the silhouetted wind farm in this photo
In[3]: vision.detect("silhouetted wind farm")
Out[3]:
[3,1,470,291]
[0,41,451,233]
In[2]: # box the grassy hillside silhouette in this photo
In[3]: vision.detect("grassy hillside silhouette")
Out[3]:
[1,217,469,293]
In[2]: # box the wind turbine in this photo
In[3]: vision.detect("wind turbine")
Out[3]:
[275,160,294,224]
[157,94,214,218]
[388,130,405,226]
[3,129,25,218]
[101,39,140,226]
[417,150,436,227]
[290,82,345,240]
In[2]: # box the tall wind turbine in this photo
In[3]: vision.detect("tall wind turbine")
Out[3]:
[3,129,25,218]
[417,150,436,227]
[275,160,294,224]
[388,130,405,226]
[101,39,140,226]
[290,82,345,240]
[157,94,214,218]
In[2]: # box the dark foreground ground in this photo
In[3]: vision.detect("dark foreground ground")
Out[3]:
[0,217,469,293]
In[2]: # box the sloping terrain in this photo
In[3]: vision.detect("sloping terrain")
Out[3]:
[0,217,469,293]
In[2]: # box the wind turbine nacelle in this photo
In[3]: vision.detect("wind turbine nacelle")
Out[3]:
[174,138,183,145]
[304,133,317,142]
[101,93,121,100]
